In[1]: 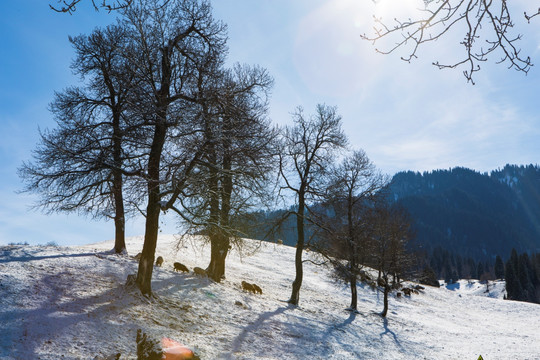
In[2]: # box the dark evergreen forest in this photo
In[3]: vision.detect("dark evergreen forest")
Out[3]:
[390,164,540,281]
[391,165,540,260]
[504,249,540,303]
[244,164,540,284]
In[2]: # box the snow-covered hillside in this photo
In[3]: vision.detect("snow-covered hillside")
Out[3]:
[1,235,539,359]
[441,279,507,300]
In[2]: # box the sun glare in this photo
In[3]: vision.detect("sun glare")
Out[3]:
[373,0,426,20]
[293,0,383,97]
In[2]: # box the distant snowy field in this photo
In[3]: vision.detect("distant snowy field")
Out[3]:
[1,235,539,359]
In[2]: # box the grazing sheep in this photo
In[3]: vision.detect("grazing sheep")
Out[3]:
[242,281,262,294]
[251,283,263,294]
[193,267,207,277]
[402,287,412,296]
[173,262,189,273]
[241,281,255,293]
[155,256,164,267]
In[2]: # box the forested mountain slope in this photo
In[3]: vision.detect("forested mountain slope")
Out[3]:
[389,165,540,260]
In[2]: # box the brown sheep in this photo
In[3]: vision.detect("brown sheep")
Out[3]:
[402,287,412,296]
[251,283,263,294]
[173,262,189,273]
[193,267,207,277]
[242,281,262,294]
[155,256,164,267]
[241,281,255,293]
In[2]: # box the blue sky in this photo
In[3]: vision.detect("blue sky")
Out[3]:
[2,0,540,245]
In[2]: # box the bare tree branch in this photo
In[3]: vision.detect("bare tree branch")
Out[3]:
[50,0,133,13]
[362,0,534,84]
[524,7,540,23]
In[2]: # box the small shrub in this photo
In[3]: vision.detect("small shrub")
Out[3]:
[8,241,29,246]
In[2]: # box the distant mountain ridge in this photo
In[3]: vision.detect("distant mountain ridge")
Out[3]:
[389,164,540,260]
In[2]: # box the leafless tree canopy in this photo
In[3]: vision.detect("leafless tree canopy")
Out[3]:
[50,0,132,13]
[322,150,389,311]
[363,0,538,84]
[117,0,229,295]
[367,201,413,317]
[168,63,276,282]
[19,24,140,254]
[279,104,348,306]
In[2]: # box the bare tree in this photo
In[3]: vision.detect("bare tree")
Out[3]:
[19,24,139,254]
[324,150,388,312]
[203,65,275,282]
[368,202,413,318]
[363,1,538,83]
[167,64,275,282]
[279,104,348,306]
[121,0,228,295]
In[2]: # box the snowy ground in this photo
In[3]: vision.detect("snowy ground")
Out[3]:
[1,235,539,359]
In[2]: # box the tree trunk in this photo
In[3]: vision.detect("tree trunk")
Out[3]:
[347,191,357,311]
[111,85,126,254]
[204,118,223,280]
[136,117,167,295]
[207,148,233,282]
[349,273,358,311]
[207,234,230,282]
[137,192,160,295]
[136,40,172,295]
[289,190,305,305]
[112,171,126,254]
[381,275,389,318]
[392,272,400,288]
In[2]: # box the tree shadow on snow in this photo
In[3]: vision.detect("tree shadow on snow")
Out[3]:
[221,304,294,359]
[379,317,404,351]
[223,305,365,359]
[1,270,144,359]
[149,270,214,295]
[317,310,369,357]
[0,250,100,264]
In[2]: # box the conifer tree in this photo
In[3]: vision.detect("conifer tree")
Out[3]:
[518,254,534,302]
[477,262,485,281]
[494,255,505,280]
[505,250,523,301]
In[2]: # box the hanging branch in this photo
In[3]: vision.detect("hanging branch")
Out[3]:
[362,0,533,84]
[524,7,540,23]
[50,0,133,14]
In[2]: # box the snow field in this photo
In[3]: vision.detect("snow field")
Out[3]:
[1,235,539,359]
